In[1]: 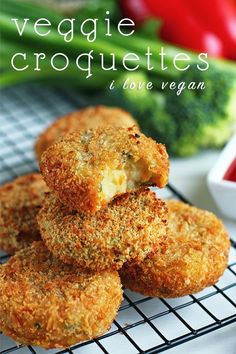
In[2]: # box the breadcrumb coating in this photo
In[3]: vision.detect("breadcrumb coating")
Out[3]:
[0,241,123,349]
[40,126,169,213]
[35,106,139,161]
[0,173,49,254]
[37,189,168,272]
[120,200,230,298]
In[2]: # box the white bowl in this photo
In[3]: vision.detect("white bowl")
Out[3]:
[207,134,236,220]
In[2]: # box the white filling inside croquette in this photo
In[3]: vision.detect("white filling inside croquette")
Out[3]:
[100,160,152,202]
[100,169,127,201]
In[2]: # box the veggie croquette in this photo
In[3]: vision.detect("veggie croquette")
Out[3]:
[37,189,168,272]
[40,126,169,213]
[120,200,230,298]
[0,173,49,254]
[0,241,123,349]
[35,105,139,161]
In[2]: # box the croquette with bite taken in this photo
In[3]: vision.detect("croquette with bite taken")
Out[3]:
[35,105,139,161]
[40,126,169,213]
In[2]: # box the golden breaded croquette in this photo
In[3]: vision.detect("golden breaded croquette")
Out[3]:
[0,173,49,254]
[40,126,169,213]
[37,189,167,272]
[0,241,123,349]
[120,200,230,298]
[35,105,139,161]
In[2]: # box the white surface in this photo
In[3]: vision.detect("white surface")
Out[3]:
[169,150,236,354]
[207,134,236,220]
[168,323,236,354]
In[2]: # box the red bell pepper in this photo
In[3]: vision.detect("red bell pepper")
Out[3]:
[147,0,223,56]
[182,0,236,60]
[119,0,151,26]
[120,0,224,57]
[160,19,223,58]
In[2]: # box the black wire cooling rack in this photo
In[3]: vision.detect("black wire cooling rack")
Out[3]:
[0,85,236,354]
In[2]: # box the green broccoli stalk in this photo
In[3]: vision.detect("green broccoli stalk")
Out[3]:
[1,1,236,156]
[108,65,236,156]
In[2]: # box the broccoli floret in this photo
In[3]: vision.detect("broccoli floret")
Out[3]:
[109,72,156,116]
[108,64,236,156]
[200,119,235,148]
[166,63,236,155]
[108,72,176,140]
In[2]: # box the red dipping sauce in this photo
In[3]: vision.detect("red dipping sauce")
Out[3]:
[223,157,236,182]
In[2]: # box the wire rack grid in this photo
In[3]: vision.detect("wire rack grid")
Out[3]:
[0,85,236,354]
